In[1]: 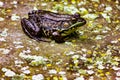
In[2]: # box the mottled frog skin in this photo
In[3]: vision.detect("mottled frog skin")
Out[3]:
[21,10,86,43]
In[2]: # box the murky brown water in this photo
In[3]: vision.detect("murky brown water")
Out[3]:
[0,0,120,80]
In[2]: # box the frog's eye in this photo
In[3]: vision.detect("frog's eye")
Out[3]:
[74,13,80,18]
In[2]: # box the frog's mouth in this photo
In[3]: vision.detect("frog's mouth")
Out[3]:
[60,21,86,36]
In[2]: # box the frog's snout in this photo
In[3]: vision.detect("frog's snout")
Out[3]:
[78,18,86,25]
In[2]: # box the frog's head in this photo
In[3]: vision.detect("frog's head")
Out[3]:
[59,13,86,36]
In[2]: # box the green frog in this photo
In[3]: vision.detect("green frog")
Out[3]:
[21,10,86,43]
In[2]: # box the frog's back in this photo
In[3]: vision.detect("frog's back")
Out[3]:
[27,10,75,30]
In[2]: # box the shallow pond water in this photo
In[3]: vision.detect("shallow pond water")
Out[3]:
[0,0,120,80]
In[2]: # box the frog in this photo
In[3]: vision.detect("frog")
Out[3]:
[21,10,86,43]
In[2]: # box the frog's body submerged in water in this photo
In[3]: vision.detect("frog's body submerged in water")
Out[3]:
[21,10,86,43]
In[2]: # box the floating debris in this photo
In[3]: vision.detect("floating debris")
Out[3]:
[105,6,112,12]
[91,0,100,3]
[11,75,24,80]
[98,64,105,69]
[48,69,57,74]
[111,40,118,44]
[83,14,98,20]
[101,13,111,23]
[15,45,24,49]
[0,17,4,21]
[58,71,66,75]
[11,1,18,5]
[0,37,6,41]
[33,6,38,10]
[74,76,85,80]
[41,3,47,6]
[32,74,44,80]
[116,77,120,80]
[2,68,16,77]
[21,66,30,74]
[22,70,30,74]
[14,60,24,66]
[11,14,20,21]
[0,48,10,54]
[116,71,120,76]
[0,1,4,7]
[5,70,16,77]
[87,70,94,75]
[19,52,48,66]
[95,35,104,40]
[64,51,75,55]
[112,66,120,71]
[64,5,79,14]
[78,1,86,6]
[0,28,8,37]
[13,41,23,45]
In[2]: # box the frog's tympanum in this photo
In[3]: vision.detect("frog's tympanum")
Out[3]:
[21,10,86,43]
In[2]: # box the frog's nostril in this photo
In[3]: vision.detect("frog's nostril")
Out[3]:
[78,18,86,24]
[83,19,86,24]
